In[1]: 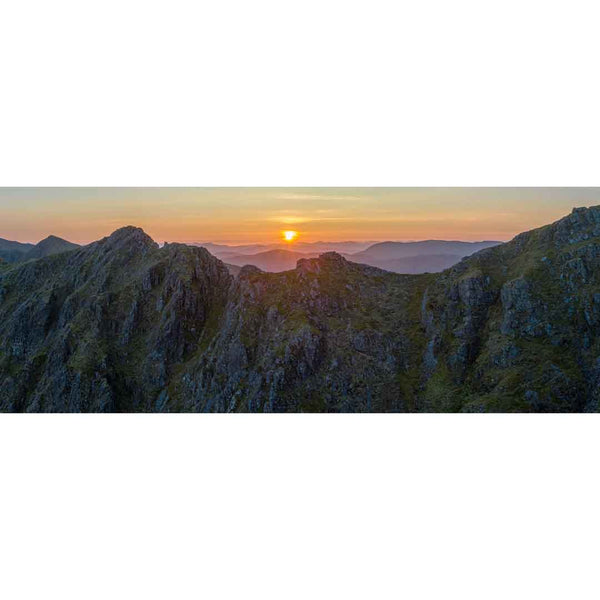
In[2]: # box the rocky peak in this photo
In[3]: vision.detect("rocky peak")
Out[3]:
[318,251,347,265]
[23,234,80,260]
[552,205,600,246]
[566,205,600,225]
[296,251,348,275]
[39,235,62,243]
[103,226,158,253]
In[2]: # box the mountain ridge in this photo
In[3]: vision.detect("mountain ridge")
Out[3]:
[1,207,600,412]
[23,235,80,260]
[203,239,503,274]
[0,233,503,274]
[0,238,35,263]
[0,234,79,263]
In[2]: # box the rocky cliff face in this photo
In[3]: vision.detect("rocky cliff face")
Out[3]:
[179,254,429,412]
[3,208,600,412]
[0,227,231,411]
[420,207,600,412]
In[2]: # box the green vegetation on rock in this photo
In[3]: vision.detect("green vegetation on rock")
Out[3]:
[3,207,600,412]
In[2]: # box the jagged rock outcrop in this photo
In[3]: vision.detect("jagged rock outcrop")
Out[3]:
[4,207,600,412]
[0,227,231,411]
[179,253,426,412]
[419,207,600,412]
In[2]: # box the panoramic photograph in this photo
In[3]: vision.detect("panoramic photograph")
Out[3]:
[1,187,599,412]
[5,2,597,598]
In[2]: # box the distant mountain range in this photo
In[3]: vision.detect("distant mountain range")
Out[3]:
[2,206,600,412]
[351,239,500,260]
[349,240,501,274]
[0,235,79,263]
[202,239,502,273]
[225,249,320,272]
[0,238,34,263]
[195,240,376,256]
[0,235,501,274]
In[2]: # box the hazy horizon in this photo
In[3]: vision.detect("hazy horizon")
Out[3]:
[1,187,599,245]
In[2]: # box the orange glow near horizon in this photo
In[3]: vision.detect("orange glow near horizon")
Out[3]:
[1,188,598,245]
[283,230,298,242]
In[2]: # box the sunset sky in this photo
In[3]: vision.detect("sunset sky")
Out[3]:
[1,188,599,245]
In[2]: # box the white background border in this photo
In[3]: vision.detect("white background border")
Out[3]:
[2,416,599,600]
[2,0,600,598]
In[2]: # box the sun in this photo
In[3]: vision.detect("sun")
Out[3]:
[283,230,298,242]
